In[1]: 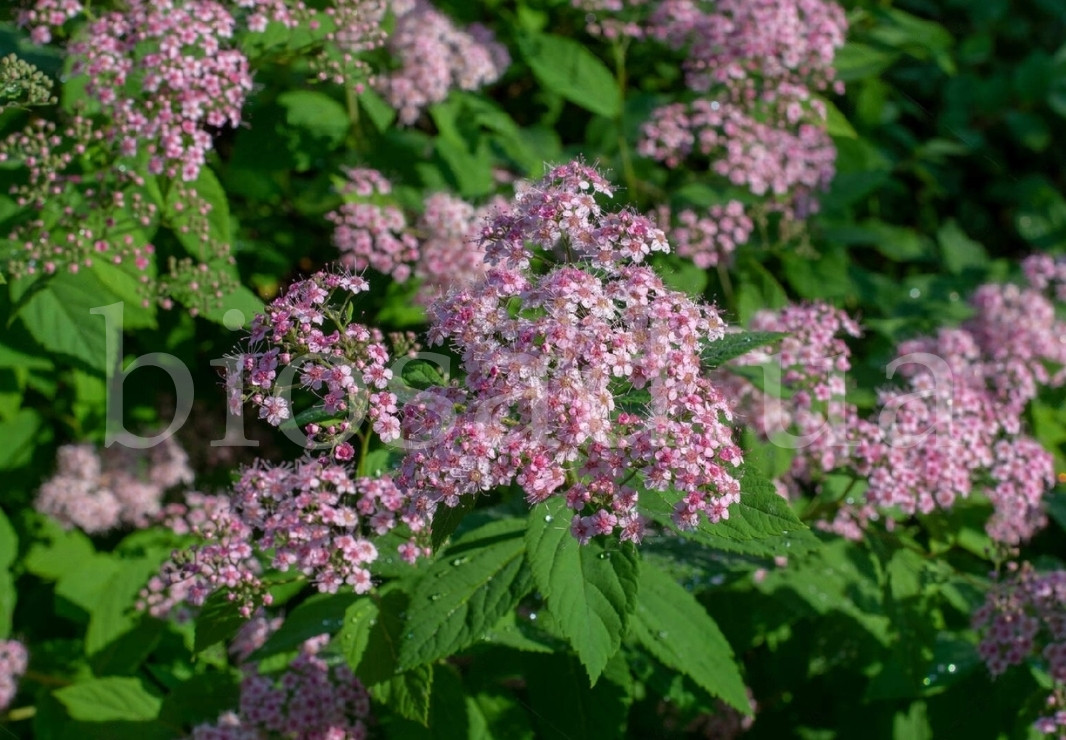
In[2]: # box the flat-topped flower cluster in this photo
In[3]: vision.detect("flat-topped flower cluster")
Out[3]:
[400,162,744,542]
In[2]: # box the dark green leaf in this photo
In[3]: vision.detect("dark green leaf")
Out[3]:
[371,664,434,726]
[399,519,532,669]
[53,677,162,722]
[525,498,640,684]
[702,331,785,369]
[632,562,749,713]
[430,495,478,552]
[248,592,359,661]
[193,591,246,653]
[517,32,621,118]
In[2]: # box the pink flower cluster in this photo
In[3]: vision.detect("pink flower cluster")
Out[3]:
[649,0,847,95]
[0,640,28,711]
[572,0,653,40]
[974,563,1066,736]
[231,269,401,451]
[145,461,430,617]
[743,257,1066,544]
[57,0,256,181]
[142,491,266,619]
[636,0,846,223]
[413,192,506,304]
[226,460,427,594]
[193,628,372,740]
[399,162,744,543]
[35,439,193,535]
[655,200,754,269]
[374,0,510,125]
[639,99,837,205]
[326,169,420,282]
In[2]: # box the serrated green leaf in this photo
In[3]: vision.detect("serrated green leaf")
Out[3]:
[54,677,162,722]
[525,498,640,684]
[371,663,434,726]
[164,167,231,257]
[632,562,749,713]
[641,471,819,557]
[702,331,785,369]
[430,495,478,552]
[14,271,126,370]
[353,587,408,685]
[402,359,447,391]
[248,592,358,662]
[24,517,95,580]
[0,508,16,570]
[193,591,246,653]
[338,598,379,670]
[399,519,532,670]
[518,32,621,118]
[277,89,349,149]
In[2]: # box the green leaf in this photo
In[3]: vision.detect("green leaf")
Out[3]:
[54,677,162,722]
[401,359,447,390]
[823,99,858,139]
[358,88,397,133]
[702,331,785,369]
[834,43,900,82]
[937,220,988,274]
[248,592,359,661]
[14,271,126,370]
[0,508,16,570]
[277,89,350,150]
[524,652,633,740]
[197,284,265,328]
[640,470,820,557]
[399,519,532,670]
[24,516,95,580]
[193,591,247,653]
[164,167,231,257]
[0,509,14,638]
[338,598,379,670]
[371,664,434,726]
[430,496,478,552]
[525,498,640,684]
[632,562,750,713]
[0,408,41,471]
[352,587,408,685]
[481,610,558,654]
[656,254,708,297]
[517,32,621,118]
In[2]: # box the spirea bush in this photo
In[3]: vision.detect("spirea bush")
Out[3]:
[2,0,1066,738]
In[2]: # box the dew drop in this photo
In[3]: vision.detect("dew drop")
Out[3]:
[922,677,931,686]
[598,551,611,560]
[544,515,553,523]
[947,663,957,673]
[429,593,442,602]
[909,287,921,299]
[451,556,469,566]
[528,612,538,621]
[657,631,668,639]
